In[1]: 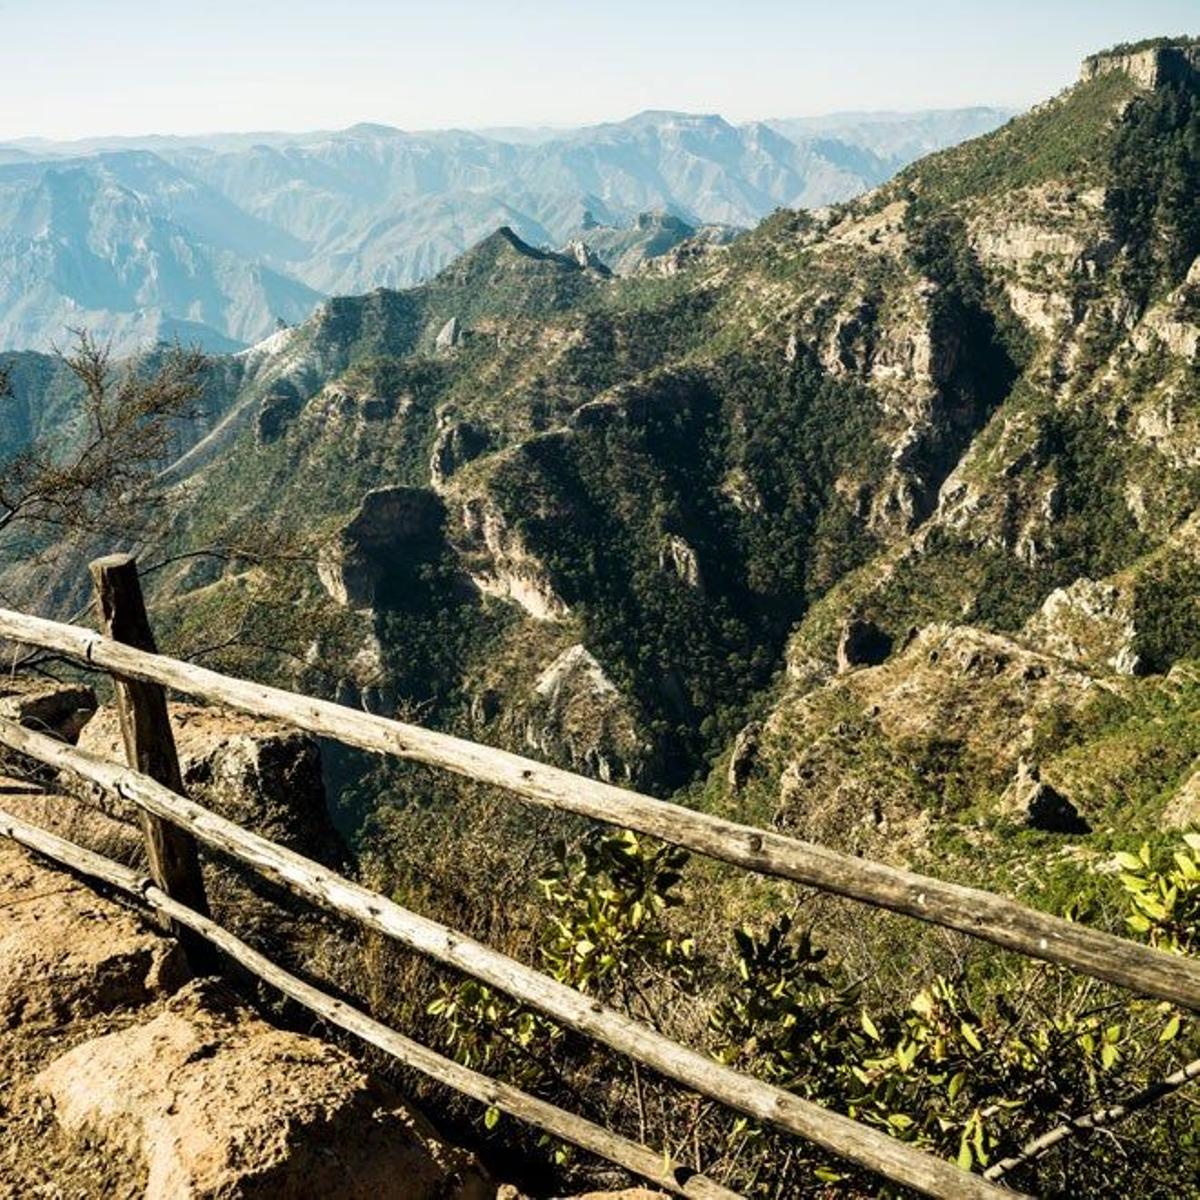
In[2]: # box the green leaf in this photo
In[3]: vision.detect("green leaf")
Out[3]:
[957,1140,973,1171]
[484,1105,500,1130]
[960,1022,983,1053]
[1174,852,1199,880]
[861,1011,881,1041]
[1160,1014,1182,1043]
[1114,851,1145,871]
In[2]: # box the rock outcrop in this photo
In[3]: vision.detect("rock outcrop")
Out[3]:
[658,534,703,590]
[526,645,647,784]
[1023,578,1141,675]
[1163,768,1200,830]
[430,418,493,490]
[769,624,1102,850]
[0,838,492,1199]
[256,380,305,444]
[563,239,609,273]
[727,721,761,792]
[1080,43,1200,88]
[35,979,491,1200]
[457,493,570,622]
[1001,760,1091,833]
[435,316,462,353]
[318,486,445,610]
[77,703,342,862]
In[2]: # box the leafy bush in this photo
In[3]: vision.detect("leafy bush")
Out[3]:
[1116,834,1200,954]
[420,823,1200,1196]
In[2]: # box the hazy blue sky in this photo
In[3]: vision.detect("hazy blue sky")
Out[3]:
[2,0,1195,140]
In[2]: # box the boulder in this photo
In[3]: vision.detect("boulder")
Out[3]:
[836,618,893,672]
[77,703,342,862]
[0,839,185,1029]
[1003,761,1090,834]
[0,678,96,743]
[34,980,491,1200]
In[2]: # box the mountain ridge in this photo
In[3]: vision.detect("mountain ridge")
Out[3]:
[0,107,1013,354]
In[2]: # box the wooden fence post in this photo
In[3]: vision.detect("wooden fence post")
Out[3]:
[90,553,212,969]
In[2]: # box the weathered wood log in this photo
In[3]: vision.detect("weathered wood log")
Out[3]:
[0,604,1195,1012]
[87,557,211,970]
[0,805,741,1200]
[0,719,1015,1200]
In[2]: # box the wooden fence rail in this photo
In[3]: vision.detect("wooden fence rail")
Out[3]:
[0,716,1013,1200]
[0,556,1194,1198]
[0,805,740,1200]
[0,602,1197,1012]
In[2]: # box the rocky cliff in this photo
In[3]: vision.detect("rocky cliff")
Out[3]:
[27,38,1183,816]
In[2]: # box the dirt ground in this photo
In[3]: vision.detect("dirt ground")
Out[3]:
[0,1004,154,1199]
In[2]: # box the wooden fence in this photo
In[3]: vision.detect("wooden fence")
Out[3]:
[0,554,1196,1198]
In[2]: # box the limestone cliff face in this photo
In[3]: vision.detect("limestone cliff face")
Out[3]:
[1080,44,1200,88]
[318,486,444,610]
[452,490,570,623]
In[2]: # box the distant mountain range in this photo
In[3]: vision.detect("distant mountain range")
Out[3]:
[0,106,1012,353]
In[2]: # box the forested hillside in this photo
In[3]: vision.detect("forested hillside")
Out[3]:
[2,38,1198,1196]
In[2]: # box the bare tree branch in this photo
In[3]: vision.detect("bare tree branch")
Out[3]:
[0,331,207,549]
[984,1054,1200,1180]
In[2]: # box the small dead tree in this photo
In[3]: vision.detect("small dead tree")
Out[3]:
[0,331,207,547]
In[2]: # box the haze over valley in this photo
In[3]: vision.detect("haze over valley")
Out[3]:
[0,107,1011,353]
